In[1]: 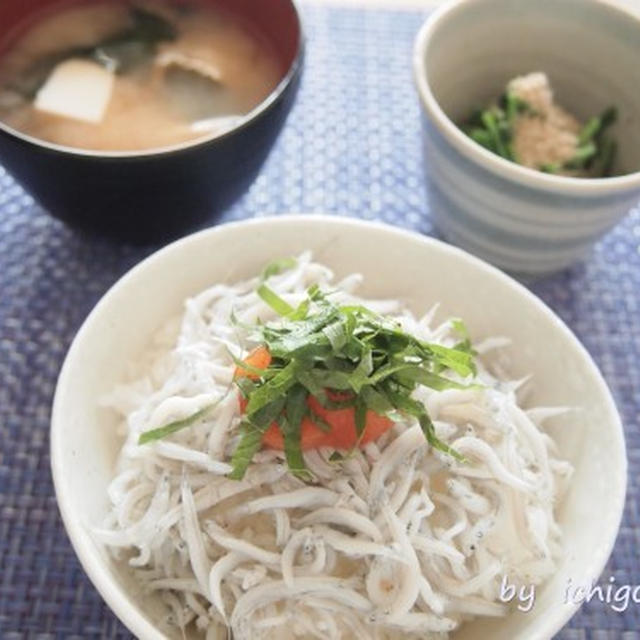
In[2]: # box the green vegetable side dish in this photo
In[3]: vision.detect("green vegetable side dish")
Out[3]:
[462,74,618,178]
[139,258,480,481]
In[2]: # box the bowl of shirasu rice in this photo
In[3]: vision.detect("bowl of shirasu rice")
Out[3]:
[51,215,626,640]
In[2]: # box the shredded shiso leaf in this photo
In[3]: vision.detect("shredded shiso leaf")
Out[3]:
[139,260,479,481]
[228,282,477,479]
[259,256,298,282]
[138,402,216,445]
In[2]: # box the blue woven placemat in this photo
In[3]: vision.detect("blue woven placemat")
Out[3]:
[1,4,639,638]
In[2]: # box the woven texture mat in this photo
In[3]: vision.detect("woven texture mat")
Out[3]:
[1,4,639,638]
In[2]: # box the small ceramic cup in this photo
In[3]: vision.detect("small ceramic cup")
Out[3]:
[413,0,640,275]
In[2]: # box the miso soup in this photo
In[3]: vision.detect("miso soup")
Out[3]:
[0,1,284,151]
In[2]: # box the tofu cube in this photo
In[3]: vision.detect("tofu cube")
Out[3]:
[35,59,114,124]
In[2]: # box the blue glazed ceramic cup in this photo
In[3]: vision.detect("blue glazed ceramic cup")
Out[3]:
[413,0,640,275]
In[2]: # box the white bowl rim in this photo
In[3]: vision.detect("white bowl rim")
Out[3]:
[50,214,627,640]
[412,0,640,196]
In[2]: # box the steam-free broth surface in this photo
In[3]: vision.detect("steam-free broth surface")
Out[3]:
[0,1,283,151]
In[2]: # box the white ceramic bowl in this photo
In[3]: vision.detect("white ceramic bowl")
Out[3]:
[51,216,626,639]
[413,0,640,275]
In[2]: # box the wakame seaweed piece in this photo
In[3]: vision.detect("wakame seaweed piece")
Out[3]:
[92,7,178,73]
[91,42,147,73]
[130,7,178,42]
